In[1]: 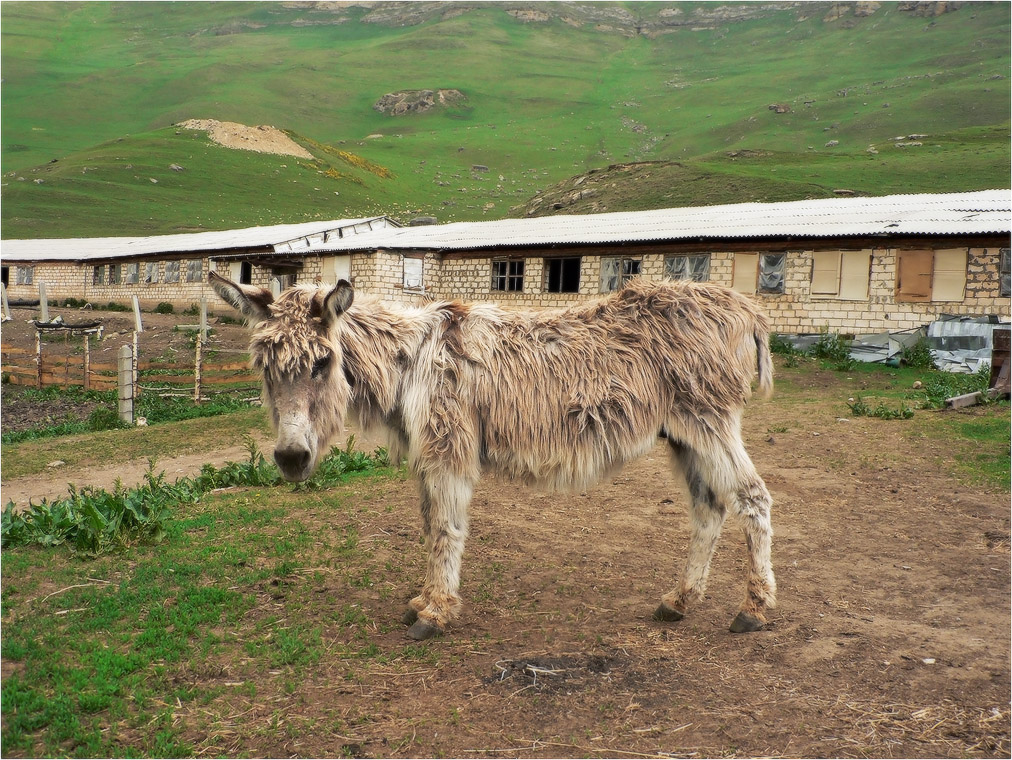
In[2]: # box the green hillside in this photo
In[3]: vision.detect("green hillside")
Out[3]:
[2,1,1009,238]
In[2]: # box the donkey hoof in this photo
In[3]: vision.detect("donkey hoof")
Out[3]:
[406,619,443,641]
[729,610,765,633]
[653,602,685,622]
[402,608,419,626]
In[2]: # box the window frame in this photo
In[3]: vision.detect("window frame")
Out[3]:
[125,262,140,285]
[758,253,786,295]
[164,261,181,283]
[402,256,424,292]
[811,250,872,301]
[144,261,160,285]
[491,258,525,293]
[545,256,582,293]
[895,248,967,303]
[600,256,641,292]
[16,266,34,286]
[664,253,711,282]
[185,259,203,283]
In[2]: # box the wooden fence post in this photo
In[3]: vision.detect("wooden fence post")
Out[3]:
[194,333,203,404]
[132,331,139,395]
[84,335,91,391]
[35,331,42,389]
[118,344,134,424]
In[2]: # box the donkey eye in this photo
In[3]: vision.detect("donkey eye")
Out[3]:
[310,354,331,379]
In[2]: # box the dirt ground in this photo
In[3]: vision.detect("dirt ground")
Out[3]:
[1,305,1010,757]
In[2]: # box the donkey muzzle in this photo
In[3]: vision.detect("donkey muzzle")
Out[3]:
[274,444,314,482]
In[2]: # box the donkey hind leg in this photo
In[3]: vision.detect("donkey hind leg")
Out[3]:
[696,434,776,632]
[655,441,728,623]
[404,473,473,641]
[724,441,777,633]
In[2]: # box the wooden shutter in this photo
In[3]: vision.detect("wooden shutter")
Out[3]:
[839,250,872,301]
[931,249,967,302]
[811,251,841,295]
[732,253,759,294]
[896,249,933,302]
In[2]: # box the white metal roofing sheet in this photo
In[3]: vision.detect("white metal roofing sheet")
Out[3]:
[310,190,1011,252]
[0,217,391,262]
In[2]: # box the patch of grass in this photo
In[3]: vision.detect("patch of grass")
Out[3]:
[1,406,271,480]
[919,365,993,409]
[1,437,399,755]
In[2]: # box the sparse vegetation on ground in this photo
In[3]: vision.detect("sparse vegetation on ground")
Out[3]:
[1,358,1007,757]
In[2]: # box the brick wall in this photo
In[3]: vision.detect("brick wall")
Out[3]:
[6,244,1008,334]
[354,245,1010,334]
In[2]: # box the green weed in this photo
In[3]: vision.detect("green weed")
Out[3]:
[847,396,915,420]
[1,438,389,556]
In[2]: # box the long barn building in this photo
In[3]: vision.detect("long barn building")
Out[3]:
[3,190,1009,334]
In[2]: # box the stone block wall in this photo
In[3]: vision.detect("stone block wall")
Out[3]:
[6,244,1007,335]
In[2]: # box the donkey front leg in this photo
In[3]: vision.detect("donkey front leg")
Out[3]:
[404,473,473,641]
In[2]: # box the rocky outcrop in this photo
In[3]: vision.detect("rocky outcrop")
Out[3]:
[373,89,466,116]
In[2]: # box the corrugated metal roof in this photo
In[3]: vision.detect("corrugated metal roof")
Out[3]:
[1,217,394,262]
[310,190,1011,253]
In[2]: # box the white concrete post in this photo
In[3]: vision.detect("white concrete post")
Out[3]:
[1,283,11,322]
[38,282,49,323]
[118,344,134,424]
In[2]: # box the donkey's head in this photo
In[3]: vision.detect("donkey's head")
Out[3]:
[209,271,354,482]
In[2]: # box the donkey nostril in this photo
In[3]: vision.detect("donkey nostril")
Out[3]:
[274,447,310,474]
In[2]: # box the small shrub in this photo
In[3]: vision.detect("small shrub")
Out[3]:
[62,297,87,308]
[920,365,992,408]
[182,304,200,316]
[153,302,175,314]
[104,302,130,312]
[848,396,915,420]
[902,338,935,369]
[810,330,854,371]
[87,406,125,432]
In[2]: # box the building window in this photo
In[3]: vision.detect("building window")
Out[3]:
[186,259,203,283]
[491,259,524,292]
[758,253,786,294]
[108,264,122,285]
[545,257,581,293]
[16,266,34,286]
[732,253,758,294]
[240,261,253,285]
[600,257,641,292]
[164,261,180,283]
[144,262,160,284]
[125,263,139,285]
[93,265,106,286]
[403,257,424,291]
[271,267,297,291]
[665,254,710,282]
[896,249,966,303]
[811,250,872,300]
[1001,248,1011,298]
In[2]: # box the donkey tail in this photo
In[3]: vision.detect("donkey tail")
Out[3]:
[755,325,774,399]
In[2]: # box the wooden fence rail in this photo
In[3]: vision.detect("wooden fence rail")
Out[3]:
[1,349,257,392]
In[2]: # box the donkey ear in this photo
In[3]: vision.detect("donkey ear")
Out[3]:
[208,271,273,324]
[323,279,354,322]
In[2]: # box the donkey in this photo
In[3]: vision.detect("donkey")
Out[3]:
[210,271,776,640]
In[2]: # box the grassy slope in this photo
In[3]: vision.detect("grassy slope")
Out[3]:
[1,2,1008,237]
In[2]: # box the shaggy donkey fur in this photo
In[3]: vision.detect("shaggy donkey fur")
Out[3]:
[210,271,776,640]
